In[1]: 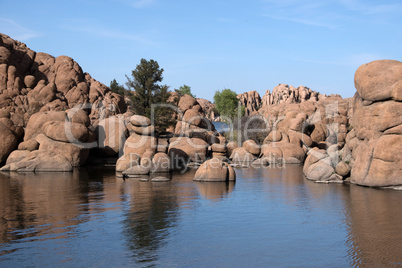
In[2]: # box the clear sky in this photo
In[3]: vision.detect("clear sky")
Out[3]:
[1,0,401,101]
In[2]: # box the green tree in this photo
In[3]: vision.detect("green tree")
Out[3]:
[213,88,244,119]
[175,84,195,98]
[126,58,176,132]
[110,79,126,96]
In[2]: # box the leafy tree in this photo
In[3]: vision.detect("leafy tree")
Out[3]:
[175,84,196,98]
[126,58,176,132]
[213,88,244,119]
[110,79,126,96]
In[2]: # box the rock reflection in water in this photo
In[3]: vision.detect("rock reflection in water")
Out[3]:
[195,181,235,201]
[1,166,402,267]
[0,170,88,245]
[344,185,402,267]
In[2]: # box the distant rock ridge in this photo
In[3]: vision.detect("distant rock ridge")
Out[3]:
[237,90,261,116]
[262,84,326,106]
[236,84,342,118]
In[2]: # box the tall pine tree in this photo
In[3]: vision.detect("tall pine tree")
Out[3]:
[126,59,175,132]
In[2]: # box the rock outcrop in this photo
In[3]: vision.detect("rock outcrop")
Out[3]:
[301,59,402,187]
[260,84,329,108]
[0,33,126,129]
[116,115,157,172]
[345,60,402,187]
[1,110,93,171]
[197,98,220,122]
[237,90,261,116]
[0,33,130,168]
[169,94,224,166]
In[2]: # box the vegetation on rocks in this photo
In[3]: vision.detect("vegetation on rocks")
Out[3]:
[175,84,196,98]
[213,88,245,120]
[125,58,176,132]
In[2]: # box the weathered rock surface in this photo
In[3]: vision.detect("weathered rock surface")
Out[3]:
[0,33,126,129]
[197,98,220,122]
[193,158,236,182]
[0,121,18,163]
[168,137,208,166]
[0,33,131,170]
[0,150,72,172]
[242,139,260,156]
[261,84,329,107]
[96,115,128,156]
[230,147,257,163]
[347,60,402,187]
[237,90,261,116]
[175,94,218,136]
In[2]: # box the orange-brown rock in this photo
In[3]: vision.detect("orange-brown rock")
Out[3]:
[17,139,39,151]
[0,150,72,172]
[0,121,18,163]
[349,60,402,187]
[96,115,128,156]
[0,33,127,132]
[168,137,208,166]
[242,139,260,156]
[35,134,89,167]
[24,111,67,140]
[230,147,257,163]
[193,158,236,182]
[354,60,402,102]
[237,90,261,116]
[42,121,89,143]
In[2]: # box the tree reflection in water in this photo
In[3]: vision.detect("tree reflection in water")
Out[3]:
[120,174,179,264]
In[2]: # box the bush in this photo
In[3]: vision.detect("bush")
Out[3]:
[224,115,269,145]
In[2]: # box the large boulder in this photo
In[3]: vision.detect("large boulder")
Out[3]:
[193,158,236,182]
[96,115,127,156]
[168,137,208,167]
[24,111,67,140]
[18,139,39,151]
[123,133,157,159]
[35,134,89,166]
[354,60,402,102]
[348,60,402,187]
[0,121,18,163]
[130,115,151,127]
[242,139,260,156]
[229,147,257,164]
[151,152,171,173]
[42,121,89,143]
[0,150,72,172]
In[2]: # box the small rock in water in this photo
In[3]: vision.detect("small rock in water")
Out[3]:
[151,177,170,182]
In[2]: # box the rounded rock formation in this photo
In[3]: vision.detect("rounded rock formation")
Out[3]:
[193,158,236,182]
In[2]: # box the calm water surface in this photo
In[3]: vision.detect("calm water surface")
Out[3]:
[1,166,402,267]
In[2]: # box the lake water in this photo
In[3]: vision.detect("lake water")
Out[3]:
[1,166,402,267]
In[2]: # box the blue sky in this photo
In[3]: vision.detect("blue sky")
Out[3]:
[1,0,401,101]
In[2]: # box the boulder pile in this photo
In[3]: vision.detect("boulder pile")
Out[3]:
[1,110,93,172]
[344,60,402,187]
[197,98,220,122]
[0,33,126,129]
[0,33,128,167]
[237,90,261,116]
[260,84,329,107]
